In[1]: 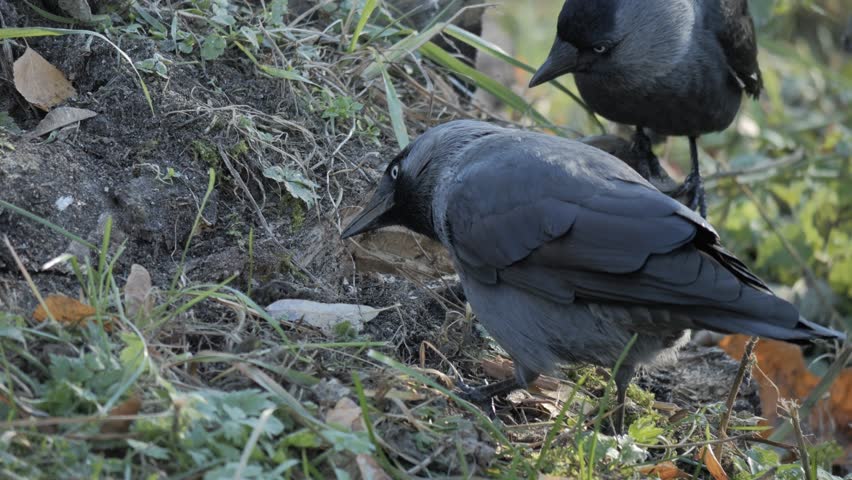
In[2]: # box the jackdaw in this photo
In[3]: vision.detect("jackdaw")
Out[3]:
[341,120,843,433]
[529,0,763,218]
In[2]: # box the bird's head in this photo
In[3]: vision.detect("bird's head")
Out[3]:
[529,0,689,87]
[341,120,497,241]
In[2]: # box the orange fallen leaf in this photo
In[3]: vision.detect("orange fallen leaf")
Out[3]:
[719,334,852,464]
[638,461,689,480]
[100,394,142,434]
[697,446,729,480]
[13,48,76,111]
[33,294,96,325]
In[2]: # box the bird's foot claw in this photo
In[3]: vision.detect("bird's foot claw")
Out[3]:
[674,171,707,218]
[455,381,494,406]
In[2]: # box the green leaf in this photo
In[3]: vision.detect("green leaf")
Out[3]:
[127,440,171,460]
[266,0,288,27]
[201,33,227,60]
[0,326,24,343]
[119,333,146,372]
[262,166,320,208]
[283,429,322,448]
[627,416,663,445]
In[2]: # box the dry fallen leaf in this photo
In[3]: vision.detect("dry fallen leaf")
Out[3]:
[356,454,391,480]
[638,461,689,480]
[30,106,97,137]
[325,397,365,432]
[100,394,142,434]
[343,223,455,278]
[697,446,729,480]
[362,388,423,402]
[266,299,384,334]
[33,294,96,325]
[13,48,76,111]
[124,264,153,318]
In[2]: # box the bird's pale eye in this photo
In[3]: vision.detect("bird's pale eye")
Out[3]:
[390,165,399,179]
[593,44,608,54]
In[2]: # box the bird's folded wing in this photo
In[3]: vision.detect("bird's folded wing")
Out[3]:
[445,145,799,331]
[717,0,762,97]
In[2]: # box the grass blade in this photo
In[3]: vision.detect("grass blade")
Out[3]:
[348,0,378,53]
[443,24,605,134]
[0,199,98,251]
[419,41,555,129]
[379,62,409,148]
[361,22,445,79]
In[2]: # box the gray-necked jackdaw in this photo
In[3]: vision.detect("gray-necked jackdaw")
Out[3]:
[529,0,763,218]
[341,120,843,433]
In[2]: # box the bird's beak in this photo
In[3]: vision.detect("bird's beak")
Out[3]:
[529,38,579,87]
[341,185,395,239]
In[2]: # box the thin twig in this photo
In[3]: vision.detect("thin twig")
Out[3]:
[3,235,55,323]
[788,402,814,480]
[0,412,171,429]
[637,432,758,449]
[705,149,804,182]
[406,443,448,475]
[715,336,757,459]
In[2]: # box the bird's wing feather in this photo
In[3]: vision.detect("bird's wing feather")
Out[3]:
[716,0,763,98]
[445,138,800,334]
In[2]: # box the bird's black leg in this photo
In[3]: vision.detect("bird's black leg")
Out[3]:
[630,126,664,179]
[674,137,707,218]
[612,365,636,435]
[456,363,540,407]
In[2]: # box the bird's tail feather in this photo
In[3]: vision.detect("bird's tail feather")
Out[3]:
[695,314,845,345]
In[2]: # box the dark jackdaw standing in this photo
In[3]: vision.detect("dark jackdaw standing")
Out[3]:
[529,0,763,218]
[341,121,843,433]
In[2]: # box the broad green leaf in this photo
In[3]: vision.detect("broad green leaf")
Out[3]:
[201,33,227,60]
[263,166,320,208]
